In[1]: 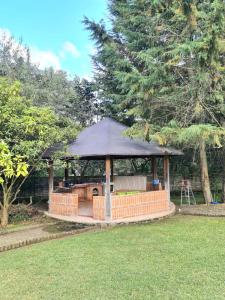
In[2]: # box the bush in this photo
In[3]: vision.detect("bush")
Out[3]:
[9,204,40,223]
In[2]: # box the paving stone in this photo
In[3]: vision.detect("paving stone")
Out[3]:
[178,204,225,216]
[0,226,53,248]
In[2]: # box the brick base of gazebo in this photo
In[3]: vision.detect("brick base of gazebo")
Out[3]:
[49,190,169,222]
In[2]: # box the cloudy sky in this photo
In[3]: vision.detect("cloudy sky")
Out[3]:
[0,0,108,78]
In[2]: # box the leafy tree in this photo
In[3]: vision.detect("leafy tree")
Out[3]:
[0,32,99,124]
[0,141,28,227]
[84,0,225,203]
[0,78,78,226]
[152,123,225,204]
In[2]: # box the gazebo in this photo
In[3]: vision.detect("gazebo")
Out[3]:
[44,118,182,223]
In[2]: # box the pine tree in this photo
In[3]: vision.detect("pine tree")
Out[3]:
[67,77,99,126]
[84,0,225,204]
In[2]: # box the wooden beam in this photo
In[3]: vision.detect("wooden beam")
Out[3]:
[105,156,111,219]
[48,160,54,201]
[163,156,170,202]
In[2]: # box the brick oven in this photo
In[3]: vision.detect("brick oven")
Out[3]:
[71,183,103,201]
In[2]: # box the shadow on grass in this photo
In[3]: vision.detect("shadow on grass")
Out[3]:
[42,221,93,234]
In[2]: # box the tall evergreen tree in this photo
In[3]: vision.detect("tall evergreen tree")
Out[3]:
[84,0,225,203]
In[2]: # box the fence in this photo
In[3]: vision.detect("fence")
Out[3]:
[11,173,223,203]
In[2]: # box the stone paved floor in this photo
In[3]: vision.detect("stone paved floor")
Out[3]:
[0,225,53,248]
[178,204,225,216]
[78,201,93,217]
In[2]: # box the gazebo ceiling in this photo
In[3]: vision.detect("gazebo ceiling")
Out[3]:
[43,117,183,160]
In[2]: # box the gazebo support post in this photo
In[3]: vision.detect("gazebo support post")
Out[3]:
[105,156,111,219]
[163,156,170,203]
[48,160,54,201]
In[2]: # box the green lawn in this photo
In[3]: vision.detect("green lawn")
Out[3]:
[1,215,225,300]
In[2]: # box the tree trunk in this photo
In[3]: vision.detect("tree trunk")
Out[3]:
[221,122,225,202]
[221,149,225,203]
[1,205,9,227]
[222,177,225,203]
[199,140,212,205]
[1,189,11,227]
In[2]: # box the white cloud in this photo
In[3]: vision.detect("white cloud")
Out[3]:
[0,27,61,70]
[30,47,61,70]
[62,41,80,58]
[0,28,82,72]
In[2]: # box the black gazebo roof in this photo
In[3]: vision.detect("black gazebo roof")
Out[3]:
[44,117,182,160]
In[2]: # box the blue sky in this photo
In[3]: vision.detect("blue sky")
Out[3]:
[0,0,108,78]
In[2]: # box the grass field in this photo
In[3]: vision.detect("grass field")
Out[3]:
[0,215,225,299]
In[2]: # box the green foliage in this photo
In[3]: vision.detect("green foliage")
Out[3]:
[124,121,161,142]
[67,77,99,127]
[0,77,79,226]
[85,3,225,148]
[0,34,99,125]
[85,0,225,127]
[0,141,28,184]
[0,77,77,161]
[85,0,225,204]
[152,123,225,148]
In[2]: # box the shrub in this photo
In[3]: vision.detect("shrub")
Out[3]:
[8,204,40,223]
